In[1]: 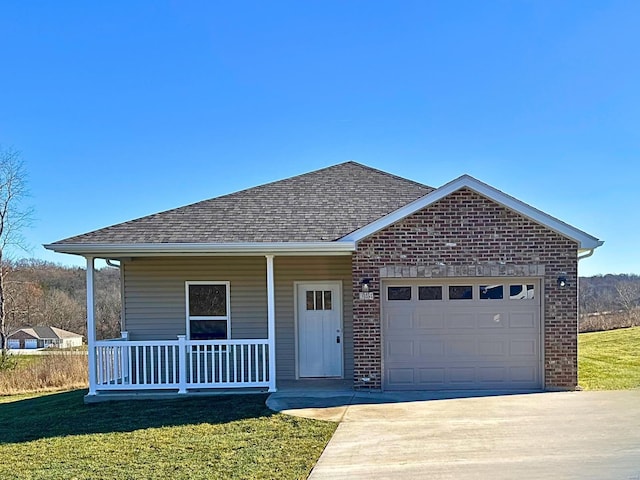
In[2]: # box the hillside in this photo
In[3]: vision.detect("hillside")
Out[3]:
[4,259,121,340]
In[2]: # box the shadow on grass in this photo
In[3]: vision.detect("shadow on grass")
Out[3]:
[0,389,273,444]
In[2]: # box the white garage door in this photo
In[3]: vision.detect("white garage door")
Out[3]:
[24,339,38,349]
[7,339,20,349]
[383,279,542,391]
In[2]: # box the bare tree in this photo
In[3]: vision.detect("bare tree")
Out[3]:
[0,147,33,351]
[615,280,640,323]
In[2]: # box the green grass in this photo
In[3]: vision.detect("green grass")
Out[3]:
[0,390,337,480]
[12,354,43,368]
[579,326,640,390]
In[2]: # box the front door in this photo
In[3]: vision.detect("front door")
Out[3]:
[297,282,343,377]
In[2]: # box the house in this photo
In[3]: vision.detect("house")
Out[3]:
[45,162,602,399]
[7,326,83,349]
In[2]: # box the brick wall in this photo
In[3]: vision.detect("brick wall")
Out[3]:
[352,188,578,390]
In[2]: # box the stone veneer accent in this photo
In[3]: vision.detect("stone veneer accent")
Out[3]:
[352,188,578,391]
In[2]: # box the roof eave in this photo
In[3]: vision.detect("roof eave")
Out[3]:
[342,174,604,251]
[43,241,357,257]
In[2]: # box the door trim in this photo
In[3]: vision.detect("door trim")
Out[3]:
[294,281,344,379]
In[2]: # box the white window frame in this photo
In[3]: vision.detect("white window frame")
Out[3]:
[185,281,231,340]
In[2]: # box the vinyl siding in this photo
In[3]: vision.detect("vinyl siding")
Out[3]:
[122,255,353,381]
[274,256,354,380]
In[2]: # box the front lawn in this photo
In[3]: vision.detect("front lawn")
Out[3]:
[578,326,640,390]
[0,390,336,480]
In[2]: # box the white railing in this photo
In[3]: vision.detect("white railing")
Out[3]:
[93,335,271,392]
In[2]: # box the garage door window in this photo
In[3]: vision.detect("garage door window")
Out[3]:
[480,285,504,300]
[388,286,412,300]
[510,284,535,300]
[449,285,473,300]
[419,286,443,300]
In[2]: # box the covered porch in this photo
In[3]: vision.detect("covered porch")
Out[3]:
[83,250,355,399]
[85,254,278,395]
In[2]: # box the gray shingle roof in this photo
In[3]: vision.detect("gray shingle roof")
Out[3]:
[50,162,434,245]
[10,326,82,339]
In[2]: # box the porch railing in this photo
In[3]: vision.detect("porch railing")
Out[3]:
[93,335,271,392]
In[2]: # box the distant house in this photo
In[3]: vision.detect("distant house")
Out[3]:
[7,327,83,349]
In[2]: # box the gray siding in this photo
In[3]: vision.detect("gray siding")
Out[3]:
[123,257,268,340]
[122,255,354,381]
[274,256,354,380]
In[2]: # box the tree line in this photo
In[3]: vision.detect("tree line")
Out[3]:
[4,259,121,341]
[579,274,640,314]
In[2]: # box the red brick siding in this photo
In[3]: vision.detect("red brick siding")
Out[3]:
[352,188,578,390]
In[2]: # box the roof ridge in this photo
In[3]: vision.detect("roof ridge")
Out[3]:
[343,161,432,190]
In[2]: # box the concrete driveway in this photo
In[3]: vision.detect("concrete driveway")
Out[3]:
[268,390,640,480]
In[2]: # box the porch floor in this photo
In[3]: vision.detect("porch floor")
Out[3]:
[84,378,355,403]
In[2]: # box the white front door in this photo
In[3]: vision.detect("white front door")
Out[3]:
[297,282,343,377]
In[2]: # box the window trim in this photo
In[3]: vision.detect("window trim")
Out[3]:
[185,281,231,340]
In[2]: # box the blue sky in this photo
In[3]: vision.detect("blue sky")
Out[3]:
[1,1,638,276]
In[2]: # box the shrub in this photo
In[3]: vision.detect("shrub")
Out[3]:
[0,349,18,371]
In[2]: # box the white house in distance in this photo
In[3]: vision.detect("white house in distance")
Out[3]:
[7,326,84,349]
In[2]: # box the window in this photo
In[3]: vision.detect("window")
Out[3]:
[419,286,443,301]
[387,286,412,301]
[480,285,504,300]
[510,284,535,300]
[306,290,333,310]
[186,282,230,340]
[449,285,473,300]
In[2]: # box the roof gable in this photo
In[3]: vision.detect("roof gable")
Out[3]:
[342,174,603,251]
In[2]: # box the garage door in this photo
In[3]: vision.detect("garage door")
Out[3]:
[383,279,541,391]
[7,339,20,349]
[24,339,38,349]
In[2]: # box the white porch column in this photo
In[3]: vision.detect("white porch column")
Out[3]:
[86,256,97,395]
[266,255,277,392]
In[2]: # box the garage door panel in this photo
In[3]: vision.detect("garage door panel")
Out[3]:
[386,339,414,359]
[387,368,415,385]
[418,368,445,385]
[385,310,413,329]
[450,367,476,384]
[478,339,506,356]
[447,339,476,357]
[416,312,445,329]
[510,339,537,356]
[509,312,536,328]
[418,340,445,359]
[449,313,476,329]
[478,366,507,383]
[509,366,537,382]
[477,312,506,328]
[383,279,542,391]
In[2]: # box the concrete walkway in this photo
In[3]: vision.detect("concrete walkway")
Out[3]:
[267,389,640,480]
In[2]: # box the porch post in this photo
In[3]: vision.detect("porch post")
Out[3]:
[86,256,97,395]
[266,255,277,392]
